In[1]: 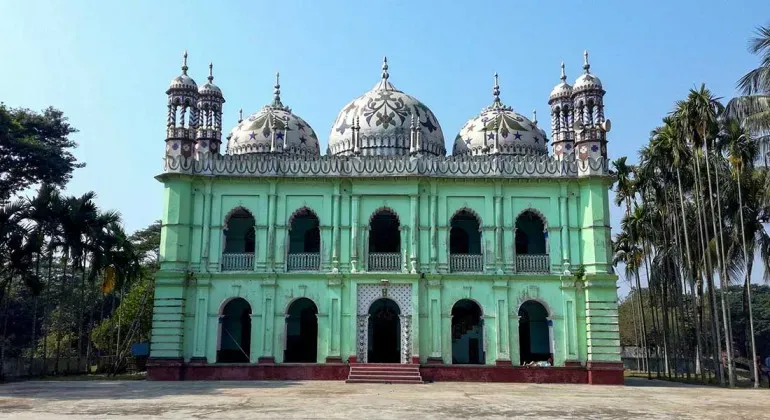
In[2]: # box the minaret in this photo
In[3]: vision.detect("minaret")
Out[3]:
[572,51,610,164]
[196,62,225,157]
[165,51,199,160]
[548,62,574,160]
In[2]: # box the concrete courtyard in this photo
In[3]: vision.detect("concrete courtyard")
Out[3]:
[0,378,766,419]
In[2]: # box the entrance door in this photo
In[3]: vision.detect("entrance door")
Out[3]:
[367,298,401,363]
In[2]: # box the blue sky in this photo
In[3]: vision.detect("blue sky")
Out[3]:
[1,1,767,294]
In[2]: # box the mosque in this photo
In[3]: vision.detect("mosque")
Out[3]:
[148,51,622,384]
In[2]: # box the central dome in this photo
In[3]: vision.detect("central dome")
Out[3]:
[328,58,445,156]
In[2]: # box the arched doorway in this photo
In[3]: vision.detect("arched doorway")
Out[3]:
[451,299,484,364]
[368,298,401,363]
[284,298,318,363]
[368,209,401,271]
[518,300,551,364]
[217,298,252,363]
[514,210,549,273]
[222,207,256,271]
[449,209,483,272]
[287,208,321,271]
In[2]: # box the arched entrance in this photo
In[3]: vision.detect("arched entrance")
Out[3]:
[284,298,319,363]
[518,300,551,364]
[217,298,252,363]
[451,299,484,364]
[368,298,401,363]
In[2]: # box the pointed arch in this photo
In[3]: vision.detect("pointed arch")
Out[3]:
[368,206,401,225]
[451,299,485,364]
[518,299,553,364]
[222,207,256,270]
[448,208,483,271]
[449,207,483,228]
[223,206,255,227]
[287,206,321,229]
[514,208,548,229]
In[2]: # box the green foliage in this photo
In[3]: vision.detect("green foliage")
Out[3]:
[90,278,153,352]
[0,104,82,202]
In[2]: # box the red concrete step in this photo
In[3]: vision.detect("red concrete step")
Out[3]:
[346,378,424,384]
[346,363,424,384]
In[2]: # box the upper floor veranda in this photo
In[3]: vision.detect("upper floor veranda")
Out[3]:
[158,171,614,277]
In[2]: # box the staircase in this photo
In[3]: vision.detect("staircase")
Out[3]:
[346,363,423,384]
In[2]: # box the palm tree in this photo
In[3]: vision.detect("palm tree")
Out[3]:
[612,157,651,377]
[725,24,770,133]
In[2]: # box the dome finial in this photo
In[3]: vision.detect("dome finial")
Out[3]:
[492,72,502,106]
[583,50,591,73]
[560,61,567,82]
[382,56,389,81]
[182,50,189,75]
[272,71,283,107]
[532,109,538,125]
[238,108,243,123]
[208,62,214,83]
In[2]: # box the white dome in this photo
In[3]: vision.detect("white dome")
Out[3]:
[328,58,445,156]
[549,63,573,101]
[166,52,197,94]
[453,75,547,156]
[226,74,319,156]
[573,51,603,92]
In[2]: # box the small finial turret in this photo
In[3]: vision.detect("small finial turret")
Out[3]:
[560,61,567,82]
[182,50,189,75]
[238,108,243,123]
[583,50,591,73]
[410,113,416,130]
[382,56,389,80]
[492,72,501,107]
[533,109,538,125]
[272,72,282,107]
[208,62,214,83]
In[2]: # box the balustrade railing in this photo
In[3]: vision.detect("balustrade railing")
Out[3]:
[368,252,401,272]
[516,254,550,273]
[449,254,483,273]
[221,253,255,271]
[286,252,321,271]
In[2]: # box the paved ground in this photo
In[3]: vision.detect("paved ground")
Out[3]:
[0,378,766,419]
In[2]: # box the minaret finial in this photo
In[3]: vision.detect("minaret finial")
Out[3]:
[182,50,189,75]
[583,50,591,73]
[493,72,501,106]
[532,109,538,125]
[238,108,243,123]
[560,61,567,82]
[272,72,283,107]
[208,62,214,83]
[382,56,389,80]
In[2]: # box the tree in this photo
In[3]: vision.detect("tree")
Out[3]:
[0,105,82,203]
[725,24,770,133]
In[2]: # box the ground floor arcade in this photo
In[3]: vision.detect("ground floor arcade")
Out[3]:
[149,273,622,384]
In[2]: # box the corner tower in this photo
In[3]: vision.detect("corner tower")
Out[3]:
[165,51,199,160]
[196,63,225,156]
[571,51,610,163]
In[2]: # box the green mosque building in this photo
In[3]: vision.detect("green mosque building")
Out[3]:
[148,51,622,384]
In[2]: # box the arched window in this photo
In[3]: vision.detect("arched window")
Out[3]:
[451,299,484,364]
[222,208,256,271]
[284,298,318,363]
[287,208,321,271]
[518,300,551,364]
[449,210,482,272]
[514,210,549,273]
[368,209,401,271]
[217,298,252,363]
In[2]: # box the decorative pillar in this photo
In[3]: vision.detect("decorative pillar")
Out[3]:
[561,278,580,363]
[495,192,504,274]
[429,187,438,273]
[427,278,442,362]
[326,277,343,362]
[409,194,418,273]
[512,227,518,273]
[191,279,210,362]
[400,225,409,273]
[266,183,277,272]
[200,181,213,270]
[511,315,521,365]
[493,280,510,363]
[331,183,341,272]
[259,279,277,363]
[560,195,570,267]
[400,314,412,364]
[356,315,369,363]
[351,195,360,273]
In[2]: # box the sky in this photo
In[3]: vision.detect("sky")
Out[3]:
[1,0,767,295]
